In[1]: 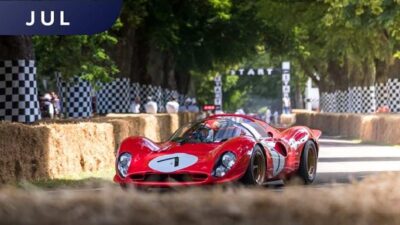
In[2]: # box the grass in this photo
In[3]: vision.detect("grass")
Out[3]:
[16,169,115,189]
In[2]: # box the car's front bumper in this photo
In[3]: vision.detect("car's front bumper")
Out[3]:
[113,172,243,187]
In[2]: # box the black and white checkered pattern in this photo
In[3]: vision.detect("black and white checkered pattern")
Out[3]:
[320,92,337,113]
[56,75,92,118]
[130,82,141,100]
[349,87,362,113]
[0,60,41,123]
[360,86,376,113]
[375,82,388,108]
[387,79,400,113]
[336,90,348,113]
[96,78,131,114]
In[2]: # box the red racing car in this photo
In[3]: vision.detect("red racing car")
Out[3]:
[114,114,321,187]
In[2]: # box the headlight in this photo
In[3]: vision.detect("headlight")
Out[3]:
[117,153,132,178]
[222,152,236,169]
[213,152,236,178]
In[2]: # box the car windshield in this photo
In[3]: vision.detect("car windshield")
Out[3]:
[212,116,271,139]
[170,119,252,144]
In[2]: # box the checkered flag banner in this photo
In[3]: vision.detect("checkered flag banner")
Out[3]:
[387,79,400,113]
[58,77,187,116]
[376,82,388,108]
[130,82,141,101]
[0,60,41,123]
[96,78,131,114]
[336,90,348,113]
[320,79,400,114]
[56,75,92,118]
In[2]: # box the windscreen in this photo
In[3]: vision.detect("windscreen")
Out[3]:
[170,119,250,144]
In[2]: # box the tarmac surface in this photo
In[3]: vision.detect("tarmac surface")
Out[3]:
[313,137,400,185]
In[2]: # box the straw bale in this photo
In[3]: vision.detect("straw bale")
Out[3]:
[359,115,379,142]
[0,123,50,183]
[294,113,312,126]
[45,122,115,178]
[280,114,296,126]
[376,115,400,144]
[0,172,400,225]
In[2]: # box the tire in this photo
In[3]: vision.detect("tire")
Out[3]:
[298,141,318,184]
[241,145,266,186]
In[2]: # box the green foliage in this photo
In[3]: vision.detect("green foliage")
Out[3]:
[34,21,122,84]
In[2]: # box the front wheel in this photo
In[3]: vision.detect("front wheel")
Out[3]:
[240,146,266,186]
[298,141,318,184]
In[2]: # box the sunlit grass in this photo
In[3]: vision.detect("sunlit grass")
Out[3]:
[18,169,115,189]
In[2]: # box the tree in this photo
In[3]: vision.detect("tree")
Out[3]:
[34,26,121,85]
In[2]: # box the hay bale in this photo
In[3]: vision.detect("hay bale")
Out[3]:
[169,114,180,135]
[338,114,351,137]
[280,114,296,127]
[46,123,115,178]
[0,123,50,183]
[359,115,379,142]
[294,113,312,126]
[1,173,400,225]
[93,116,144,150]
[376,115,400,145]
[346,114,362,139]
[315,114,340,136]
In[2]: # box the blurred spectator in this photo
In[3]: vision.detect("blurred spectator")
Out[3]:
[145,96,158,114]
[283,96,291,114]
[166,96,180,113]
[265,107,271,124]
[42,93,55,119]
[188,98,200,113]
[273,111,279,125]
[179,98,192,112]
[130,96,141,113]
[51,92,61,118]
[92,96,97,114]
[235,108,245,115]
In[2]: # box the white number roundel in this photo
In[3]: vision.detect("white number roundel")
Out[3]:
[149,153,198,173]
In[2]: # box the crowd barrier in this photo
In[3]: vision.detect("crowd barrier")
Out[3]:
[294,111,400,145]
[0,113,198,183]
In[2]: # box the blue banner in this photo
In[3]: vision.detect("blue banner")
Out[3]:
[0,0,122,35]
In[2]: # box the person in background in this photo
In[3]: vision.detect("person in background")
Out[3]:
[43,93,55,119]
[130,96,141,113]
[92,96,97,114]
[166,96,180,113]
[265,107,272,124]
[282,96,291,114]
[51,92,61,118]
[145,96,158,114]
[188,98,200,113]
[179,98,192,112]
[235,108,245,115]
[273,111,279,125]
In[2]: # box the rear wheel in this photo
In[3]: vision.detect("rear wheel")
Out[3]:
[241,146,266,186]
[298,141,318,184]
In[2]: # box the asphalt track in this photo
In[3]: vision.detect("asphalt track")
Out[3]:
[313,137,400,185]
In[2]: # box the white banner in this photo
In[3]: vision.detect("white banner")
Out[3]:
[283,85,290,94]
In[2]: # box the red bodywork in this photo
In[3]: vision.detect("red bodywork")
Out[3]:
[114,114,321,187]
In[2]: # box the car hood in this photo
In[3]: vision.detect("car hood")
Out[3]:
[128,141,223,174]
